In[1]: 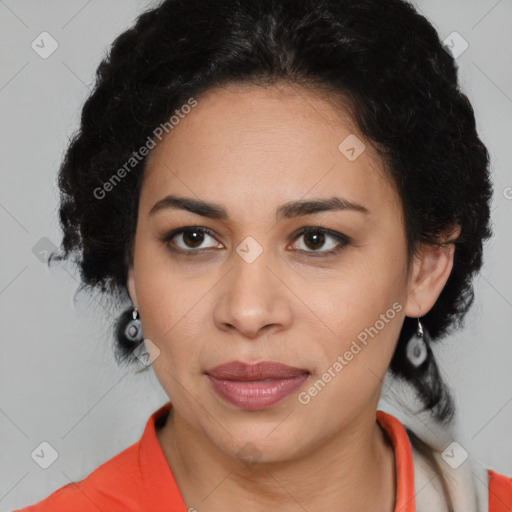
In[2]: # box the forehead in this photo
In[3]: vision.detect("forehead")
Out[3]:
[140,83,400,222]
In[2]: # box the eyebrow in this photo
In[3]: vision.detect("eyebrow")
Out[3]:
[149,194,370,221]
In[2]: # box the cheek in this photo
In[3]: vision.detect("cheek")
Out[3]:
[135,262,213,375]
[138,275,206,407]
[291,247,406,383]
[295,290,403,429]
[135,234,191,334]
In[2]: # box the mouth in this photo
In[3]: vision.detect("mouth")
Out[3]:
[205,361,310,410]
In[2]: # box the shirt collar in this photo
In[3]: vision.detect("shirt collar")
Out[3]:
[377,410,416,512]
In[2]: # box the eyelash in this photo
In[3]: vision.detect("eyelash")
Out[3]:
[159,225,350,257]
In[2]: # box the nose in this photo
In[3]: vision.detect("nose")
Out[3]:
[213,249,293,340]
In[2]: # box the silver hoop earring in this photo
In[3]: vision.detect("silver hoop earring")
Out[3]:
[406,318,428,367]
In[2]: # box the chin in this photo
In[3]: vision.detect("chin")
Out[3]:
[214,423,312,466]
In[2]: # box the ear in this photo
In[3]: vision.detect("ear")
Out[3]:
[127,265,138,307]
[403,224,461,318]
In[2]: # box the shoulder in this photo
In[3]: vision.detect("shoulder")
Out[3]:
[377,410,512,512]
[488,468,512,512]
[12,402,180,512]
[10,481,94,512]
[11,441,143,512]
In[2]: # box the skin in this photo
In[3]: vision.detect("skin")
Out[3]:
[126,83,460,511]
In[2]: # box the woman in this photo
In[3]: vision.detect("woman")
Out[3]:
[14,0,511,510]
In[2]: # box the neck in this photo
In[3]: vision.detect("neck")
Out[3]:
[157,402,396,512]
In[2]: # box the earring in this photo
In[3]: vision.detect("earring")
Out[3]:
[115,306,144,347]
[406,318,428,367]
[126,307,143,342]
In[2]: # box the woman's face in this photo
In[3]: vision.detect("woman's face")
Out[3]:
[127,83,446,462]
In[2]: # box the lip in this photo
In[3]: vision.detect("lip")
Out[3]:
[205,361,310,410]
[206,360,309,380]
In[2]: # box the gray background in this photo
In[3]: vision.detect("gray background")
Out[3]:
[1,0,511,510]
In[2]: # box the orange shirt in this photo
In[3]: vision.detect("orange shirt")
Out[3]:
[13,401,512,512]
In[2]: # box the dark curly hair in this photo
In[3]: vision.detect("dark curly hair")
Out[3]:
[49,0,493,435]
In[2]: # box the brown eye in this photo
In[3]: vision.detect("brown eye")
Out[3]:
[162,226,222,253]
[292,227,350,256]
[303,231,326,250]
[181,229,207,248]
